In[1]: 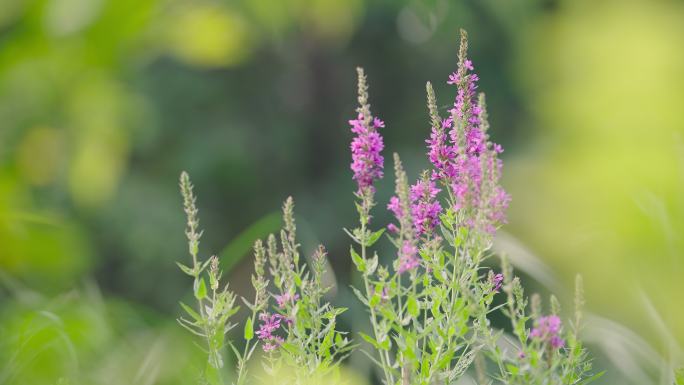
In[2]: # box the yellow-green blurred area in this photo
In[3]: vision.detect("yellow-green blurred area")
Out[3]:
[1,0,683,383]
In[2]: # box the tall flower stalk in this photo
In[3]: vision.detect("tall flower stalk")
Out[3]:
[347,30,601,385]
[178,172,239,383]
[346,67,396,385]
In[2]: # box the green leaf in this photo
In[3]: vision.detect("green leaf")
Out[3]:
[369,292,380,307]
[351,286,369,306]
[403,334,416,360]
[407,295,419,317]
[420,355,430,377]
[437,350,454,369]
[366,228,385,247]
[320,328,334,357]
[204,361,223,385]
[367,253,378,275]
[440,223,454,245]
[431,299,441,317]
[343,227,360,243]
[358,332,379,349]
[440,212,454,231]
[335,333,345,348]
[350,247,366,273]
[176,262,196,276]
[456,227,469,247]
[280,342,299,355]
[578,371,605,385]
[194,277,207,300]
[506,364,519,375]
[379,336,391,350]
[180,301,202,322]
[244,316,254,340]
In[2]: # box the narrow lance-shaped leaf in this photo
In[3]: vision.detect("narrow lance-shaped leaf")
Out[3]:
[244,316,254,341]
[194,277,207,300]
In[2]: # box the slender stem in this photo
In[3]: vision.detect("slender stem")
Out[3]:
[360,215,395,385]
[236,307,258,385]
[237,265,269,385]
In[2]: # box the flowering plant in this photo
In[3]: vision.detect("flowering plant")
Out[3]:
[346,30,602,385]
[176,29,602,385]
[178,177,350,384]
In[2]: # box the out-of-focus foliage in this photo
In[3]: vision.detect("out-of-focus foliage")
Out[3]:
[507,0,684,346]
[0,280,207,384]
[0,0,683,384]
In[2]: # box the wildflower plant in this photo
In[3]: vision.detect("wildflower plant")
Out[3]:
[176,28,602,385]
[346,30,602,385]
[178,171,240,383]
[252,197,353,383]
[178,174,350,384]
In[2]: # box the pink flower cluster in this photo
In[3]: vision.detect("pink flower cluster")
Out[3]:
[256,312,285,352]
[274,292,299,308]
[387,178,441,274]
[491,273,504,292]
[427,57,510,232]
[530,315,565,349]
[387,179,442,237]
[427,118,457,181]
[409,179,442,236]
[397,241,419,274]
[350,114,385,193]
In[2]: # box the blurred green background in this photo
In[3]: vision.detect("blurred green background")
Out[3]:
[1,0,683,383]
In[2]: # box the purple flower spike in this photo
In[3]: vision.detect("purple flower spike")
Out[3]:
[424,31,509,234]
[274,292,299,308]
[530,315,565,350]
[397,241,419,274]
[256,312,285,351]
[350,113,385,194]
[491,273,504,292]
[409,178,442,236]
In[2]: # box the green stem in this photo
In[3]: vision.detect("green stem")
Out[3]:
[361,215,395,385]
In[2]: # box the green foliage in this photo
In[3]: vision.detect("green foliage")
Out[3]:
[252,198,353,383]
[178,172,240,376]
[675,367,684,385]
[177,179,351,384]
[0,286,206,385]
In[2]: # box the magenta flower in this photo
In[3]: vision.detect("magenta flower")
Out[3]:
[425,42,509,233]
[262,336,285,352]
[388,177,442,237]
[550,336,565,349]
[387,196,403,219]
[491,273,504,292]
[387,196,403,233]
[274,292,299,308]
[256,312,282,340]
[350,113,385,193]
[256,312,286,351]
[409,178,442,236]
[427,118,457,182]
[397,241,419,274]
[530,315,565,349]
